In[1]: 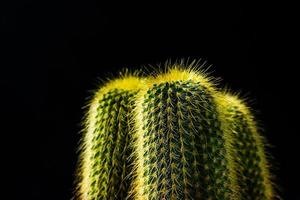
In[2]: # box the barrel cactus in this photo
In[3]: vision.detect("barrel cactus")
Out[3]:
[75,62,276,200]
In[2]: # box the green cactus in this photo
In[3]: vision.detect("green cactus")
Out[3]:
[220,94,274,200]
[132,68,238,200]
[75,62,276,200]
[75,74,143,200]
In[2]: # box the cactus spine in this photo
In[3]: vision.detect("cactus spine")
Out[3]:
[76,75,143,200]
[76,62,276,200]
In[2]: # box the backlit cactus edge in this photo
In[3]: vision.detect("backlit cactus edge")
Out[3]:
[75,61,276,200]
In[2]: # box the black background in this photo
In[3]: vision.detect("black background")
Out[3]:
[1,1,297,200]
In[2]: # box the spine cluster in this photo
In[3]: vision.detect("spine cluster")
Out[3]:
[76,64,275,200]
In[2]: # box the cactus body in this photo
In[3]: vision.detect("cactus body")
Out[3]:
[132,69,238,200]
[76,76,142,200]
[76,63,276,200]
[220,94,274,200]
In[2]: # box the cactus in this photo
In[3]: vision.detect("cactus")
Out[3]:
[132,68,238,200]
[75,62,276,200]
[75,74,143,200]
[219,94,274,200]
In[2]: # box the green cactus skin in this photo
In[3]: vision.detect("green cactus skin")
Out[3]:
[140,81,231,199]
[75,76,142,200]
[221,94,274,200]
[132,68,239,200]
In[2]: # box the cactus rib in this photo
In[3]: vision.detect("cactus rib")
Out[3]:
[75,75,142,200]
[132,68,237,200]
[221,94,274,200]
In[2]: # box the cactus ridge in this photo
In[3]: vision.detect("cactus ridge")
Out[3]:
[76,75,142,200]
[222,94,274,200]
[136,79,233,200]
[89,89,136,199]
[233,109,266,199]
